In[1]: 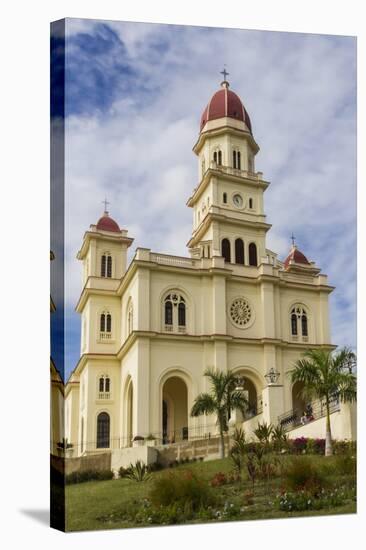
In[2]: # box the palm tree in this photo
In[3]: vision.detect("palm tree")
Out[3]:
[289,347,356,456]
[190,368,249,458]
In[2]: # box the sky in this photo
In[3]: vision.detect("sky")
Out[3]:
[50,18,356,381]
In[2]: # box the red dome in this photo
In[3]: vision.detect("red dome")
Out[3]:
[96,212,120,233]
[200,82,252,133]
[283,247,310,269]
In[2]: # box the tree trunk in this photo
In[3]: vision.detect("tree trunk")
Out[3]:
[325,395,333,456]
[219,418,225,459]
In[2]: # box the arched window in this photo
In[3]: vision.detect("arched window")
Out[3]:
[178,302,186,327]
[165,300,173,326]
[218,150,222,165]
[291,313,298,335]
[249,243,258,266]
[96,412,110,448]
[223,192,227,204]
[107,256,112,277]
[100,312,112,339]
[233,150,237,169]
[301,314,308,337]
[127,302,133,335]
[164,293,187,332]
[221,238,231,263]
[101,254,112,277]
[235,238,245,264]
[213,151,217,164]
[237,151,241,170]
[99,375,111,396]
[291,306,309,340]
[101,255,106,277]
[249,198,253,209]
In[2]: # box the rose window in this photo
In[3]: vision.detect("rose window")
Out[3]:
[230,298,252,327]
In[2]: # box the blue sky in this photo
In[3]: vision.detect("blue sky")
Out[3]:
[51,19,356,381]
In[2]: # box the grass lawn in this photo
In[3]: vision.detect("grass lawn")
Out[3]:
[65,455,356,532]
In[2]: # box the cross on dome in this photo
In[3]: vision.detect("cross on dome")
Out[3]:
[220,67,229,81]
[102,197,110,214]
[291,232,296,247]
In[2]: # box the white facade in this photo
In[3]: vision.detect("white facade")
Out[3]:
[65,81,340,456]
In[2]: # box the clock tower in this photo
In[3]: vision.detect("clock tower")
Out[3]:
[187,77,271,267]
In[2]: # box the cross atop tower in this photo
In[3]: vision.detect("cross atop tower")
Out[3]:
[220,66,229,82]
[291,232,296,247]
[102,197,110,214]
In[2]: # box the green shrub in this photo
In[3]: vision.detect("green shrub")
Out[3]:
[118,466,129,479]
[147,462,163,472]
[276,486,356,512]
[149,470,215,511]
[254,421,273,446]
[124,460,151,482]
[272,425,289,453]
[284,457,327,493]
[230,428,246,476]
[333,454,356,476]
[65,469,114,484]
[333,440,357,455]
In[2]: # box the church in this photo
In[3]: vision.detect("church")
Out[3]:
[64,77,353,458]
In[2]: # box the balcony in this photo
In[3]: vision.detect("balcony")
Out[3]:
[212,164,263,181]
[150,253,196,268]
[164,324,187,334]
[290,335,309,343]
[99,332,112,340]
[98,392,111,400]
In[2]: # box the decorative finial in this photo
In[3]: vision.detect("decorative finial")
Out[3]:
[102,197,110,214]
[291,232,296,247]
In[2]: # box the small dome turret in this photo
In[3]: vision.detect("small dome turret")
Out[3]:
[96,211,121,233]
[200,80,252,133]
[283,246,311,270]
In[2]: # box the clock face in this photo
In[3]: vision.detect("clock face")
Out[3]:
[233,194,243,208]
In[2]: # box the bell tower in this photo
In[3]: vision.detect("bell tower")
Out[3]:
[187,76,271,266]
[77,206,134,285]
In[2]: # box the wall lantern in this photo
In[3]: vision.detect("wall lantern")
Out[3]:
[234,376,245,392]
[265,367,280,385]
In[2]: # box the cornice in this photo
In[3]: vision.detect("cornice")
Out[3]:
[77,230,134,260]
[193,124,260,155]
[187,168,269,207]
[187,211,271,248]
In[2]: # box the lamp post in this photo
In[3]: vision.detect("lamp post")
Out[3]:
[265,367,280,385]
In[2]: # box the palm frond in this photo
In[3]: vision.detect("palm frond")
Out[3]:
[190,393,216,417]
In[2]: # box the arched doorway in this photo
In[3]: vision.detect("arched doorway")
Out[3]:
[162,376,188,443]
[96,412,110,448]
[235,376,259,421]
[292,381,306,415]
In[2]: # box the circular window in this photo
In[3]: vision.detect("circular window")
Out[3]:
[229,297,253,328]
